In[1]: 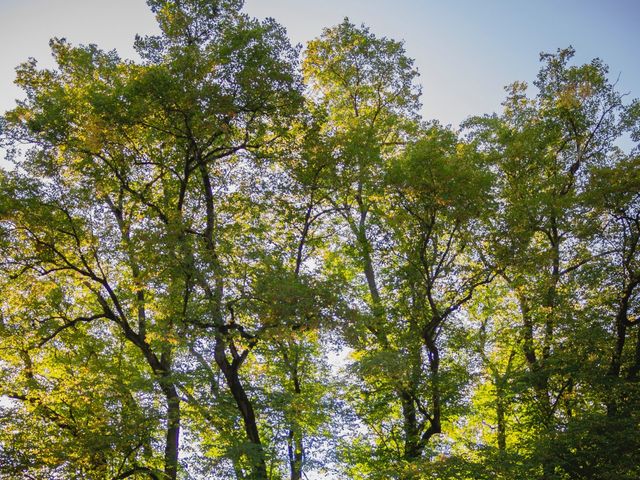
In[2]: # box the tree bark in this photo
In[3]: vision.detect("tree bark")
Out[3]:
[287,362,304,480]
[421,332,442,445]
[607,280,638,415]
[161,384,181,480]
[215,338,267,480]
[400,390,421,460]
[287,429,303,480]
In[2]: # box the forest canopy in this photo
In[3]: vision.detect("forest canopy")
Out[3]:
[0,1,639,479]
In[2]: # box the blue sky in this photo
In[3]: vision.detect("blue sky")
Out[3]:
[1,0,639,128]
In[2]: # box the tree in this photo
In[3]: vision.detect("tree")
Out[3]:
[464,47,639,479]
[1,1,303,478]
[384,127,495,462]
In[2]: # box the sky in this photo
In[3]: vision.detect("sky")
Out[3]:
[1,0,639,129]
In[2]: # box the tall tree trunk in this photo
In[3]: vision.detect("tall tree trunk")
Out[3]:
[215,339,267,480]
[518,296,554,480]
[607,307,628,416]
[400,390,421,461]
[161,384,181,480]
[518,296,552,417]
[287,362,304,480]
[287,429,303,480]
[421,333,442,444]
[607,280,637,415]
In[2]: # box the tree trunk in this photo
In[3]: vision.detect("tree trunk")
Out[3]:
[607,281,637,415]
[160,384,181,480]
[287,429,303,480]
[518,296,552,417]
[496,382,506,452]
[400,390,421,460]
[421,333,442,445]
[287,363,304,480]
[215,339,267,480]
[628,326,640,381]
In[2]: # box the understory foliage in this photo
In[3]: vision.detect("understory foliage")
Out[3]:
[0,1,639,479]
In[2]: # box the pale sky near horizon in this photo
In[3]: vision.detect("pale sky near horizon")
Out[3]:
[1,0,639,129]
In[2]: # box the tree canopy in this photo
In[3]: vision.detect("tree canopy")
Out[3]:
[1,2,639,479]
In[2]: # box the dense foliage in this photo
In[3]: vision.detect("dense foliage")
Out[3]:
[0,1,638,479]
